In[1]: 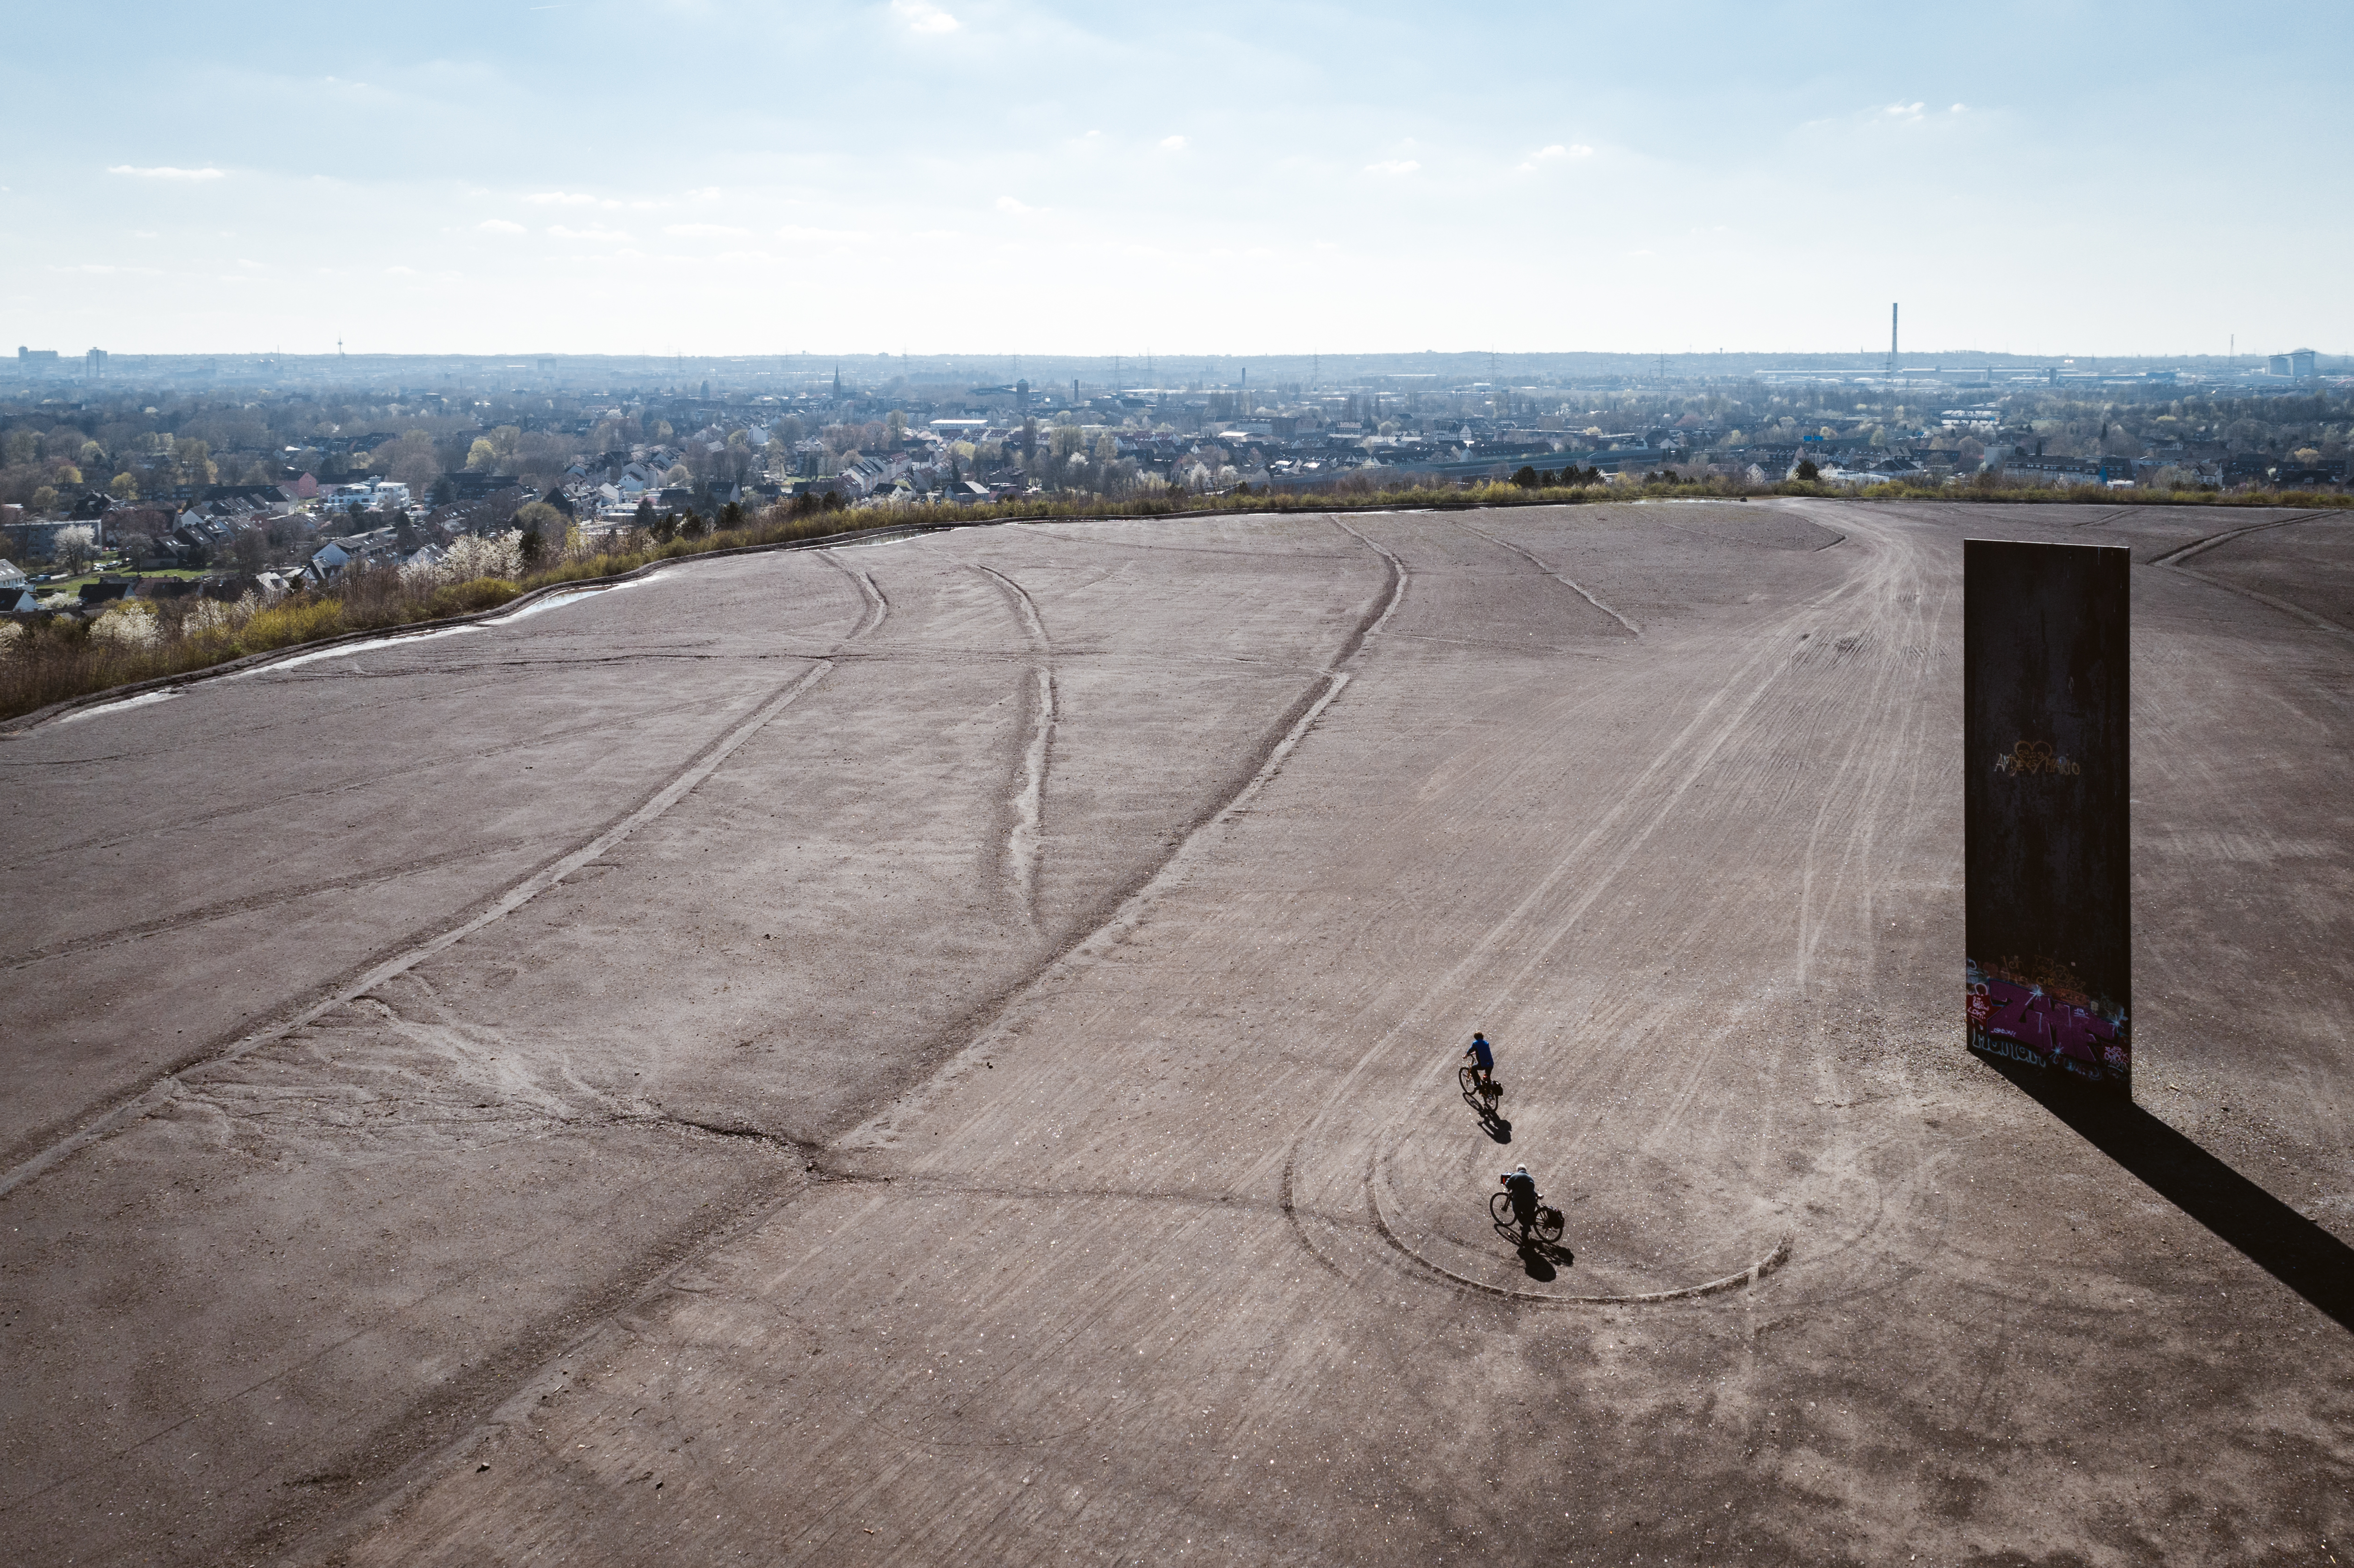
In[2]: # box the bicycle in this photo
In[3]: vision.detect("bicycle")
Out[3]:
[1490,1189,1565,1246]
[1458,1064,1504,1112]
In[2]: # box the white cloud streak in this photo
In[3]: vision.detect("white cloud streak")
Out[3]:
[1517,143,1594,170]
[107,165,223,180]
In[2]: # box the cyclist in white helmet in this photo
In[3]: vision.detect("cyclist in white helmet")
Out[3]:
[1498,1163,1540,1233]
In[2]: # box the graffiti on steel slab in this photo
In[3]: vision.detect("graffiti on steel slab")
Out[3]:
[1992,739,2082,778]
[1965,956,2130,1087]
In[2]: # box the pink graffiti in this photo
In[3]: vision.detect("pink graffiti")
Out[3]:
[1976,977,2124,1066]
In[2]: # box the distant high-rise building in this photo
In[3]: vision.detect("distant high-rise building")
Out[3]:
[85,348,107,379]
[17,346,60,378]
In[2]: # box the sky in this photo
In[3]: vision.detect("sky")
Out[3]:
[3,0,2346,358]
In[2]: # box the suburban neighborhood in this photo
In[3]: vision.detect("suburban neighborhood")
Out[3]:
[1,348,2345,616]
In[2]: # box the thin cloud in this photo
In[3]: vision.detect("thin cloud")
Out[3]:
[1160,135,1186,150]
[665,222,748,237]
[997,195,1043,215]
[524,191,603,206]
[891,0,959,34]
[1364,159,1420,176]
[478,219,527,234]
[549,225,631,242]
[1517,143,1594,170]
[108,165,223,180]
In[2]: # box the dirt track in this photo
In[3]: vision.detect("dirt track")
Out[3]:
[2,501,2348,1566]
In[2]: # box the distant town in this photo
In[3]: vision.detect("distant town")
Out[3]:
[1,344,2344,609]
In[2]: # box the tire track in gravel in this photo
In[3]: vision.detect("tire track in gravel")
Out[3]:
[0,838,540,971]
[2152,510,2349,637]
[976,565,1057,926]
[0,552,889,1201]
[0,709,672,871]
[1452,516,1642,635]
[834,514,1405,1153]
[1783,514,1946,1003]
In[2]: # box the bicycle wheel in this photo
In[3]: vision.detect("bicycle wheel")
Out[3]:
[1489,1191,1515,1231]
[1534,1206,1565,1245]
[1459,1066,1482,1102]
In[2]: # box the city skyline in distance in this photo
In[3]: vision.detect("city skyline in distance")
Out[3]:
[13,347,2338,395]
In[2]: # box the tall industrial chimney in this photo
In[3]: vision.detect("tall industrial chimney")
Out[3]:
[1890,303,1899,372]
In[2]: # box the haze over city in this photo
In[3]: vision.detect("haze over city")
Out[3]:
[5,0,2348,357]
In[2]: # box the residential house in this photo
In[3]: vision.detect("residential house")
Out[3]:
[835,456,890,498]
[306,526,402,584]
[2002,454,2105,485]
[439,471,511,503]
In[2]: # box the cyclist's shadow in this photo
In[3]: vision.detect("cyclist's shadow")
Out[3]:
[1456,1071,1512,1143]
[1517,1237,1573,1281]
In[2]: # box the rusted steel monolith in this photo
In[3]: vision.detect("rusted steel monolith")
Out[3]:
[1963,539,2132,1093]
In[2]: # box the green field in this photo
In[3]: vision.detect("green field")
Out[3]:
[23,564,212,594]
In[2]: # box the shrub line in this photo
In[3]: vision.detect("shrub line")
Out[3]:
[0,516,971,734]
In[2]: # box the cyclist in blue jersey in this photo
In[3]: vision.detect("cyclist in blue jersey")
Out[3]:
[1463,1031,1495,1088]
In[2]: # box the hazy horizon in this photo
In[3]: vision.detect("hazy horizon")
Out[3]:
[5,1,2346,359]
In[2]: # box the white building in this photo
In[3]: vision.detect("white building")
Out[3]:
[319,480,412,512]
